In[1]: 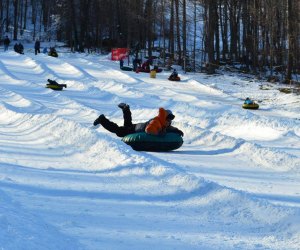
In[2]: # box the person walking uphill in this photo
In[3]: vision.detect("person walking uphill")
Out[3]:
[3,36,10,51]
[93,103,184,138]
[35,39,40,55]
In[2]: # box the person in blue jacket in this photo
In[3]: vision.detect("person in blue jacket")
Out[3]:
[244,97,254,105]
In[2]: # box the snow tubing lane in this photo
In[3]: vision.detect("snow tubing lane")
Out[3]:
[122,132,183,152]
[242,103,259,109]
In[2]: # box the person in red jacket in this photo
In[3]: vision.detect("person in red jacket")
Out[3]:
[93,104,183,138]
[145,108,175,136]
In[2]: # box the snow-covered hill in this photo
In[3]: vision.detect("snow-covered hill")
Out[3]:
[0,50,299,249]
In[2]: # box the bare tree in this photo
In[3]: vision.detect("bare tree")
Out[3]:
[5,0,9,32]
[286,0,295,82]
[13,0,18,40]
[205,0,217,73]
[174,0,181,64]
[169,0,175,60]
[182,0,187,69]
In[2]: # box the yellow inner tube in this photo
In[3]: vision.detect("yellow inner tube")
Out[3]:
[46,84,63,90]
[242,103,259,109]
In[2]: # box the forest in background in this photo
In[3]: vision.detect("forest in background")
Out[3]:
[0,0,299,82]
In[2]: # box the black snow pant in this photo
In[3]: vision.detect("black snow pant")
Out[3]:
[100,108,135,137]
[35,48,40,55]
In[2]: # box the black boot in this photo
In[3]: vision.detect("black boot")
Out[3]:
[119,104,132,127]
[118,103,129,110]
[93,114,105,126]
[95,115,132,137]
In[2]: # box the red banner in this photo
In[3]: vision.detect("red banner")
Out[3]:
[111,48,129,61]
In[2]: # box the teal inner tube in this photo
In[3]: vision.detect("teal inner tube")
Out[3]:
[121,66,133,71]
[122,132,183,152]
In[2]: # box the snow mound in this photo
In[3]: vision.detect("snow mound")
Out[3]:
[237,142,300,171]
[93,80,144,99]
[213,112,290,141]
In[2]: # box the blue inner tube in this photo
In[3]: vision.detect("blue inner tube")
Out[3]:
[122,132,183,152]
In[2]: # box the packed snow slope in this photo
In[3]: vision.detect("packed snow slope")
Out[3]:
[0,50,300,250]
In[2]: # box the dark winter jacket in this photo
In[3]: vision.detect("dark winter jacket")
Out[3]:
[134,121,150,133]
[145,108,171,135]
[4,37,10,46]
[35,41,40,49]
[134,121,183,136]
[133,108,183,136]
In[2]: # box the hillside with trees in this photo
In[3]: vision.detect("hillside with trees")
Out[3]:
[0,0,299,82]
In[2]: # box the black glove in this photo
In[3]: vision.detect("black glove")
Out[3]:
[178,130,184,137]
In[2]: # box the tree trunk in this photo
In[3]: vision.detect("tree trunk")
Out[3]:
[214,3,220,63]
[193,0,197,72]
[229,0,239,61]
[175,0,181,65]
[23,0,27,30]
[79,0,91,50]
[207,0,216,73]
[13,0,18,40]
[0,0,3,22]
[145,0,153,57]
[69,0,79,50]
[5,0,9,32]
[169,0,174,60]
[182,0,187,70]
[286,0,294,82]
[219,0,228,60]
[161,0,166,66]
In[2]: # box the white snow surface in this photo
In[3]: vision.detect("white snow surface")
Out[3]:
[0,50,300,250]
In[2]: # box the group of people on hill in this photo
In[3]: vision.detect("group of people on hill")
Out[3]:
[130,58,152,72]
[121,56,180,81]
[2,36,57,57]
[12,40,42,55]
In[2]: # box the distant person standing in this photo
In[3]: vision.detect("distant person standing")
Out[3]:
[3,36,10,51]
[120,58,124,69]
[133,58,138,71]
[34,39,40,55]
